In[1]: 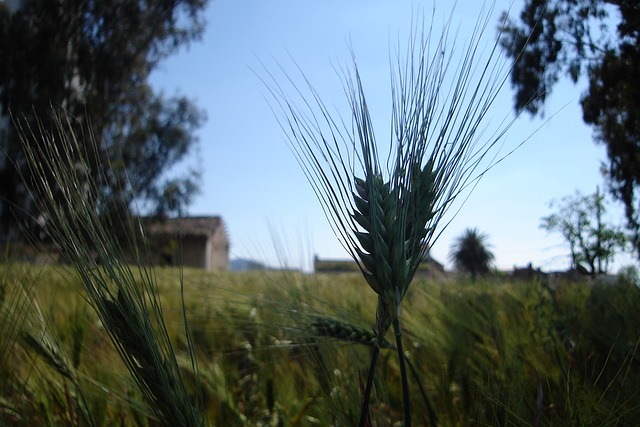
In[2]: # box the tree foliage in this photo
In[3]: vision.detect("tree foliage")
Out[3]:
[499,0,640,260]
[540,189,626,275]
[448,228,495,280]
[582,41,640,258]
[0,0,208,238]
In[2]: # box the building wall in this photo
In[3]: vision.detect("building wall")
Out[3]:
[179,235,208,269]
[207,228,229,270]
[171,230,228,271]
[140,216,229,271]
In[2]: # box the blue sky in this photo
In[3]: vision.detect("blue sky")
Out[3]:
[150,0,634,272]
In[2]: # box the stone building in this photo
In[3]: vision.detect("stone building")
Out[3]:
[144,216,229,271]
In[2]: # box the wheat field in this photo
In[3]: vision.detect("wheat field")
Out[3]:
[2,263,639,426]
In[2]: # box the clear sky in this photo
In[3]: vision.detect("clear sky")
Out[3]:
[150,0,635,273]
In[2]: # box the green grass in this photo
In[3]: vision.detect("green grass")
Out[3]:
[2,263,639,426]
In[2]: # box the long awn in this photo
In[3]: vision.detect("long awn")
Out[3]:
[262,4,532,425]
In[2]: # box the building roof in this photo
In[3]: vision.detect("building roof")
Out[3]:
[143,216,223,238]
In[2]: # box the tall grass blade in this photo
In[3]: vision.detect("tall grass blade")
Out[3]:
[15,111,205,427]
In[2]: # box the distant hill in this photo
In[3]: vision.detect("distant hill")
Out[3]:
[230,258,267,272]
[313,254,445,278]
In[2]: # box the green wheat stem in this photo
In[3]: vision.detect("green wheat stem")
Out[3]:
[394,317,411,427]
[358,345,380,427]
[405,355,438,427]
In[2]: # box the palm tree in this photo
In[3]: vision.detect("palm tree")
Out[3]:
[449,228,495,280]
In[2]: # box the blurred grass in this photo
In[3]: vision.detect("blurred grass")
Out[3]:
[1,263,639,426]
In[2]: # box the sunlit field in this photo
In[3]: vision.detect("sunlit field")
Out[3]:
[2,263,639,426]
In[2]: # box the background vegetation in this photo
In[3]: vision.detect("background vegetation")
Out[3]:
[1,264,639,426]
[499,0,640,262]
[0,0,208,238]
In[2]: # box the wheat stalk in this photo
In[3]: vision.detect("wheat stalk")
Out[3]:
[263,4,528,425]
[15,112,205,427]
[311,316,393,349]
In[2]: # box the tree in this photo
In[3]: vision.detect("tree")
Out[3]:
[498,0,640,260]
[540,189,626,275]
[0,0,208,239]
[449,228,495,280]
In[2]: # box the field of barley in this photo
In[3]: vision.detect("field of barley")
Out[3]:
[2,263,639,426]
